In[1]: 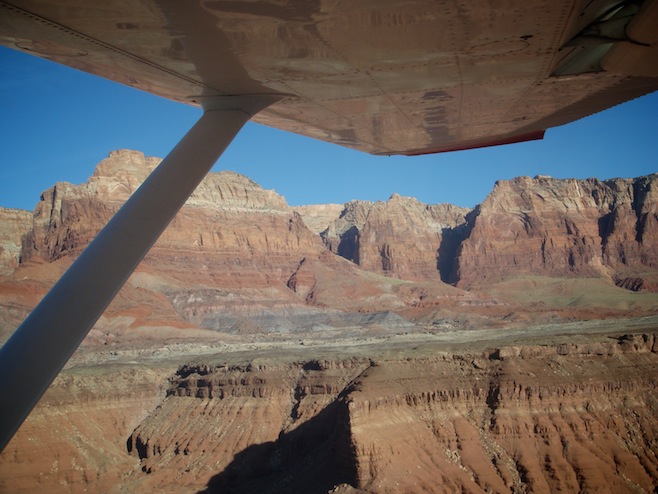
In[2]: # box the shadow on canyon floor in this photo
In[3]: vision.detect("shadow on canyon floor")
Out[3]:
[197,398,358,494]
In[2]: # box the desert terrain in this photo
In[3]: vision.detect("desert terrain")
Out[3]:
[0,150,657,493]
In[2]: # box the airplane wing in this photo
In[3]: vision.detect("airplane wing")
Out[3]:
[2,0,657,155]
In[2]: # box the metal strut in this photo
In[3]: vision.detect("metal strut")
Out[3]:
[0,94,283,451]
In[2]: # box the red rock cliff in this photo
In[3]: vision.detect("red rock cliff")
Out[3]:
[454,174,658,288]
[119,334,658,493]
[0,208,32,275]
[323,195,469,282]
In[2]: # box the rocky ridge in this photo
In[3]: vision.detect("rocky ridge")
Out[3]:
[6,155,658,293]
[2,150,462,340]
[3,331,652,493]
[2,151,657,341]
[454,174,658,288]
[140,334,658,493]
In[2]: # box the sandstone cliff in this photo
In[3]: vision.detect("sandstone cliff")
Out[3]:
[7,150,446,337]
[116,333,658,493]
[322,195,469,282]
[2,328,657,493]
[294,203,344,234]
[3,152,658,341]
[0,361,173,493]
[0,207,32,275]
[454,174,658,289]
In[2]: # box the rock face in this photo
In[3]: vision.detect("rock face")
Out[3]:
[4,152,658,340]
[2,331,657,493]
[9,150,434,336]
[454,175,658,288]
[22,150,305,266]
[294,203,345,234]
[0,208,32,275]
[323,195,469,281]
[344,336,658,493]
[113,334,658,493]
[0,362,170,494]
[9,153,658,292]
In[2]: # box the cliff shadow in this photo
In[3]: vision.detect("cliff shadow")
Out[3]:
[437,224,468,284]
[197,399,358,494]
[337,225,359,263]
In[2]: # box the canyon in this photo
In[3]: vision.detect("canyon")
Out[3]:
[0,149,657,493]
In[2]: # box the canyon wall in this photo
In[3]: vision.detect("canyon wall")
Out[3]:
[3,150,437,337]
[0,208,32,275]
[0,362,171,493]
[2,152,657,338]
[21,149,319,274]
[6,152,658,292]
[82,333,658,493]
[321,195,468,282]
[454,174,658,288]
[317,174,658,289]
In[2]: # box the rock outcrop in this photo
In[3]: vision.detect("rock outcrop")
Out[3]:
[294,203,344,234]
[0,208,32,275]
[114,334,658,493]
[0,361,170,494]
[2,330,657,493]
[3,152,658,340]
[344,335,658,493]
[8,150,441,336]
[22,150,307,266]
[454,174,658,288]
[323,195,469,281]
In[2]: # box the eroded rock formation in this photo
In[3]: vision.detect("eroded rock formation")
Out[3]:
[454,174,658,288]
[0,208,32,275]
[114,334,658,493]
[322,195,469,281]
[5,150,442,337]
[3,152,658,340]
[8,153,658,292]
[0,362,170,493]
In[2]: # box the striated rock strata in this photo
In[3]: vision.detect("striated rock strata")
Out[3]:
[3,152,658,340]
[117,334,658,493]
[0,208,32,275]
[455,174,658,288]
[7,150,443,337]
[323,195,469,282]
[0,362,170,494]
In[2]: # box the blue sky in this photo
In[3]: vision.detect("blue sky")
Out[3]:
[1,45,657,211]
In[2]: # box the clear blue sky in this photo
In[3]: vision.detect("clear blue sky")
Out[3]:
[1,45,657,211]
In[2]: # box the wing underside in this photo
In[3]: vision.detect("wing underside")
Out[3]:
[1,0,657,155]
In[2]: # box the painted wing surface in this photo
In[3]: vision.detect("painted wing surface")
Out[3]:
[1,0,657,154]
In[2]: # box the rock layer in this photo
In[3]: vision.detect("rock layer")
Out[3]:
[0,208,32,275]
[2,333,657,493]
[454,175,658,287]
[0,362,170,494]
[7,150,436,336]
[116,334,658,493]
[3,152,658,340]
[323,195,469,282]
[9,154,658,293]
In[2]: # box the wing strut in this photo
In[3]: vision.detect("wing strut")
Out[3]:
[0,94,283,451]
